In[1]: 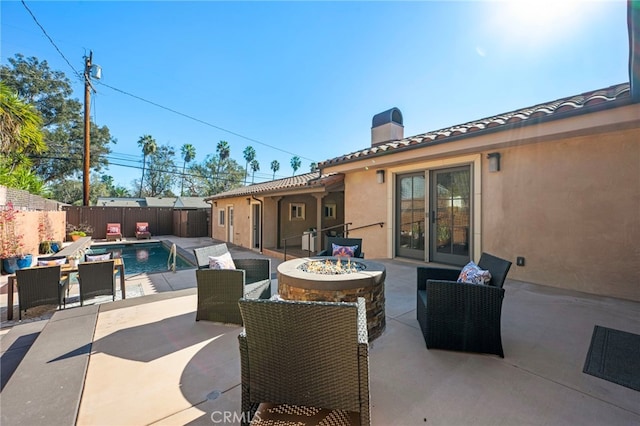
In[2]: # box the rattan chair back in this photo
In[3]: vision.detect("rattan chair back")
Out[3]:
[78,259,116,305]
[16,265,67,319]
[238,298,370,425]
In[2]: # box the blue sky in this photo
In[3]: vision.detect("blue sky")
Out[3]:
[2,1,630,190]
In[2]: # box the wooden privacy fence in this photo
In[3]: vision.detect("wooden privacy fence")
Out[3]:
[63,207,210,239]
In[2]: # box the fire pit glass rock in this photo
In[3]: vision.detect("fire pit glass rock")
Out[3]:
[298,258,365,275]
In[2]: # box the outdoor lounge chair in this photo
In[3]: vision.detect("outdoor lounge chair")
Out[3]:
[317,236,365,258]
[106,223,122,241]
[238,297,370,426]
[16,265,69,320]
[135,222,151,239]
[77,259,117,306]
[193,244,271,324]
[416,252,512,357]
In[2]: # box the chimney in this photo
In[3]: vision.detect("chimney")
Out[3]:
[371,107,404,146]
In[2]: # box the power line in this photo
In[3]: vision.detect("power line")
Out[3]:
[17,2,318,180]
[95,80,316,163]
[20,0,82,80]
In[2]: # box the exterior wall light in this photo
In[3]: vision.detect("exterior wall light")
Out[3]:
[376,170,385,184]
[487,153,501,172]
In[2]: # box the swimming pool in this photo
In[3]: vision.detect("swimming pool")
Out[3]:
[88,242,194,275]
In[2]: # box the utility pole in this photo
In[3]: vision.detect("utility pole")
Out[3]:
[83,51,92,206]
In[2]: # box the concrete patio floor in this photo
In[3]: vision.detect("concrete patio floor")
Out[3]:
[1,236,639,425]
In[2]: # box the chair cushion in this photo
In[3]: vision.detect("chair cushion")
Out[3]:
[85,253,112,262]
[208,252,236,270]
[332,243,358,258]
[457,261,492,285]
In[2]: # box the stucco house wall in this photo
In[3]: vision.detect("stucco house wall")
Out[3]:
[333,121,639,301]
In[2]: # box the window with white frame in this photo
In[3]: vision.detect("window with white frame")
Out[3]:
[218,209,225,226]
[324,203,336,219]
[289,203,305,220]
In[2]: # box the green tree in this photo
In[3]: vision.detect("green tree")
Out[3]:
[250,159,260,184]
[180,143,196,196]
[190,154,244,196]
[270,160,280,180]
[310,162,318,173]
[290,156,301,176]
[242,146,256,185]
[137,134,157,197]
[1,54,114,184]
[0,82,45,156]
[216,140,230,183]
[0,82,47,194]
[99,174,128,197]
[145,144,177,197]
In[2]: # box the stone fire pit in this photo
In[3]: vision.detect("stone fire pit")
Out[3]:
[277,257,386,341]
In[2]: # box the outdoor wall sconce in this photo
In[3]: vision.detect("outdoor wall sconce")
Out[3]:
[376,170,385,184]
[487,152,501,172]
[246,197,251,205]
[213,201,217,206]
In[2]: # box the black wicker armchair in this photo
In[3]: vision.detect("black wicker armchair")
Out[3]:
[16,265,69,320]
[238,297,370,425]
[416,253,512,357]
[193,244,271,324]
[77,259,116,306]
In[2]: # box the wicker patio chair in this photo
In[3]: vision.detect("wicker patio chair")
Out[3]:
[317,237,365,258]
[193,244,271,324]
[77,259,117,306]
[106,223,122,241]
[193,243,231,269]
[16,265,69,320]
[238,297,370,426]
[416,252,512,357]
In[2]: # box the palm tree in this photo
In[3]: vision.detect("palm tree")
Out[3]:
[0,82,45,157]
[180,143,196,196]
[137,134,157,197]
[290,156,301,176]
[270,160,280,180]
[310,162,318,172]
[243,146,256,185]
[216,140,230,184]
[250,159,260,184]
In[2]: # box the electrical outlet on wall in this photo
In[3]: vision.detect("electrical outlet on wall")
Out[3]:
[516,257,525,267]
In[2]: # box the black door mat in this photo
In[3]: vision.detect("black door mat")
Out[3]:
[583,325,640,392]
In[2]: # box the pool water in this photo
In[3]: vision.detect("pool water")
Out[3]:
[88,242,194,275]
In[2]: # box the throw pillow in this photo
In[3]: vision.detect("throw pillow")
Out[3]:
[332,243,358,258]
[137,225,148,232]
[457,261,492,285]
[37,257,67,266]
[208,252,236,270]
[108,226,119,233]
[85,253,112,262]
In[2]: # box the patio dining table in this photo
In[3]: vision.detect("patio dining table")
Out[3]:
[5,258,126,321]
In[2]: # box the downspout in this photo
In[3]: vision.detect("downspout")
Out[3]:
[252,196,263,253]
[630,0,640,102]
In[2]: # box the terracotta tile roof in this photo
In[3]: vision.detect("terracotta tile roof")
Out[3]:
[206,172,343,200]
[319,83,631,168]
